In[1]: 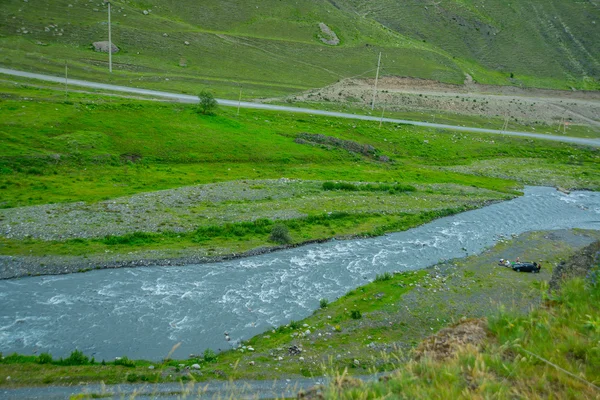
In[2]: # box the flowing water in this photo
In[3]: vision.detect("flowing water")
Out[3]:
[1,187,599,360]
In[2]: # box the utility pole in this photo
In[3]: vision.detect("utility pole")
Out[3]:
[107,1,112,73]
[237,85,242,116]
[501,114,509,132]
[371,52,382,111]
[379,105,386,129]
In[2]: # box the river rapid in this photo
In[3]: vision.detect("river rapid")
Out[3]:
[1,187,599,361]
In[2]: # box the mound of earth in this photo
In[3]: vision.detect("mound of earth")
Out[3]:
[290,77,600,127]
[414,318,488,361]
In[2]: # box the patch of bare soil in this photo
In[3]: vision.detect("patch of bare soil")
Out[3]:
[414,318,488,361]
[292,77,600,127]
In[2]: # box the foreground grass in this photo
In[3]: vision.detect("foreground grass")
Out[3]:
[324,277,600,399]
[1,230,597,390]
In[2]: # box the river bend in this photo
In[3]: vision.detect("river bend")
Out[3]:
[1,187,599,360]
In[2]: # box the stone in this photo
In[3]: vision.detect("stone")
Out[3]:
[143,10,149,15]
[184,41,190,45]
[248,361,255,366]
[288,345,302,355]
[191,363,201,370]
[305,329,311,335]
[148,365,155,370]
[353,359,360,366]
[92,41,119,54]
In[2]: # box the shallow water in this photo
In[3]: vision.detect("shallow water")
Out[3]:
[1,187,599,360]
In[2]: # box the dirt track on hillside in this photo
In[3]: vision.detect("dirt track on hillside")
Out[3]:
[293,76,600,128]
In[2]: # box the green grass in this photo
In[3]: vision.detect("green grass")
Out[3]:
[1,81,597,210]
[0,82,597,262]
[324,277,600,399]
[0,208,474,258]
[0,0,597,101]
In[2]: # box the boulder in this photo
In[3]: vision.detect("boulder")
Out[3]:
[93,41,119,54]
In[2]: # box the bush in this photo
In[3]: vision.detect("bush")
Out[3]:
[36,353,53,364]
[322,181,416,193]
[319,298,329,308]
[269,223,292,244]
[350,310,362,320]
[375,272,393,282]
[62,350,89,366]
[114,356,135,367]
[203,348,217,362]
[289,320,302,329]
[197,90,218,115]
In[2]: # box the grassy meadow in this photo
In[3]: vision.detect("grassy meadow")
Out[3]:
[0,81,598,263]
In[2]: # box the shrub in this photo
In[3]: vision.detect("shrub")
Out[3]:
[289,320,301,329]
[126,373,139,382]
[197,90,218,115]
[375,272,393,282]
[36,353,53,364]
[350,310,362,320]
[269,223,292,244]
[114,356,135,367]
[319,298,329,308]
[203,348,217,362]
[62,350,89,366]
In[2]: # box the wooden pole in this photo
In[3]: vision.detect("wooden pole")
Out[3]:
[237,86,242,116]
[371,52,382,111]
[64,61,68,98]
[379,105,385,129]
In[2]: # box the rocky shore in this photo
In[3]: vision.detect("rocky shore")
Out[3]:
[0,237,336,280]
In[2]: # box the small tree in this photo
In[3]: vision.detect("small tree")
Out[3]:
[269,223,292,244]
[197,90,218,115]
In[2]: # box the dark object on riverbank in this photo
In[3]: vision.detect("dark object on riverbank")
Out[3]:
[549,240,600,291]
[512,262,541,273]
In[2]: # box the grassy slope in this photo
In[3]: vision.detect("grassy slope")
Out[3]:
[338,0,600,89]
[0,0,597,100]
[1,230,598,391]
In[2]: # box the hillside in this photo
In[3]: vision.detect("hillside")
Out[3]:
[0,0,598,100]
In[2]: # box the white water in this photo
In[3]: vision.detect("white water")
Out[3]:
[0,187,599,360]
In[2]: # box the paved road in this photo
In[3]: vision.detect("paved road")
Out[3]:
[2,67,599,148]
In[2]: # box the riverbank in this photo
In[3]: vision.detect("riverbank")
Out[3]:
[1,228,598,389]
[0,180,510,280]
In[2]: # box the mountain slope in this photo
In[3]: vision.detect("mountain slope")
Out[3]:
[0,0,598,98]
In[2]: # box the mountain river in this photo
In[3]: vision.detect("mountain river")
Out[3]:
[1,186,599,360]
